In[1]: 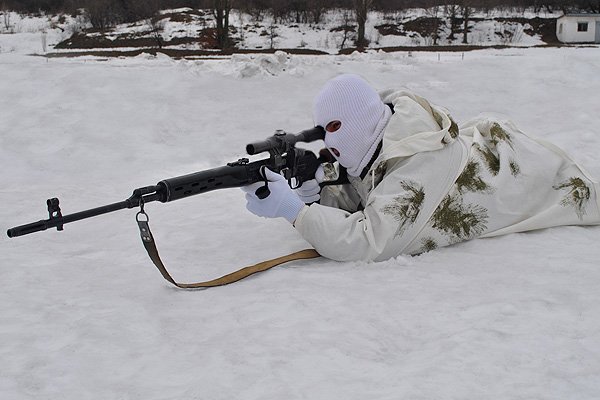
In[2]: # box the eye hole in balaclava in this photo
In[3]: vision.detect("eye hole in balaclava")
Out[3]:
[326,120,342,133]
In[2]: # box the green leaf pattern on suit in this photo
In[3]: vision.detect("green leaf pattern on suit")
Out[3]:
[553,177,591,220]
[381,180,425,237]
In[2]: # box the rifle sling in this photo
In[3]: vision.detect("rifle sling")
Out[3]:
[137,218,320,289]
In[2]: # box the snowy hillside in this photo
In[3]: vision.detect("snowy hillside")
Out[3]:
[1,21,600,400]
[0,7,564,57]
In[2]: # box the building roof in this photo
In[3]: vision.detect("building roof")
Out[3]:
[559,13,600,18]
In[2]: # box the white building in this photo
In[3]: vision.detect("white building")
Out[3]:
[556,14,600,44]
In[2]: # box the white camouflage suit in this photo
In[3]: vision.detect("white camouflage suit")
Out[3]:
[294,89,600,261]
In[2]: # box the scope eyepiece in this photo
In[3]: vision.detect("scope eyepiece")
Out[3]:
[295,126,326,143]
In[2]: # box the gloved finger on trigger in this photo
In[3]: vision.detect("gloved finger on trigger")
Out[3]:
[263,168,285,182]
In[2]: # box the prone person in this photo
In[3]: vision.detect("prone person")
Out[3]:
[242,74,600,261]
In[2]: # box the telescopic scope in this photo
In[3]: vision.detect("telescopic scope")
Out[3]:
[246,126,325,155]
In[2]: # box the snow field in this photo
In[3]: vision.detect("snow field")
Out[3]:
[1,39,600,399]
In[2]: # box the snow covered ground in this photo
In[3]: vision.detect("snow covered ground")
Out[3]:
[1,32,600,399]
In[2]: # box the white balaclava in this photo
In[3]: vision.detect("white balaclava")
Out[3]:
[313,74,392,177]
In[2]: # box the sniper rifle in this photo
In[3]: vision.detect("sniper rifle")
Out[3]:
[6,126,331,288]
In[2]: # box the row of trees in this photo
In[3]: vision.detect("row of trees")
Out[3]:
[2,0,599,48]
[210,0,593,48]
[3,0,599,14]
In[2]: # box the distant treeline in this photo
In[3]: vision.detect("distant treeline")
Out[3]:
[2,0,599,16]
[4,0,596,49]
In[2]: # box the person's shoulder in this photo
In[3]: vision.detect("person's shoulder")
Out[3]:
[379,88,414,103]
[380,89,437,113]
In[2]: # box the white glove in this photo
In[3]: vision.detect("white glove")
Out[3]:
[242,168,305,223]
[295,165,325,204]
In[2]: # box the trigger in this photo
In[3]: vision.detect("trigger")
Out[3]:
[256,166,271,199]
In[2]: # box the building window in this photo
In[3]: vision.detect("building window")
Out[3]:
[559,23,563,34]
[578,22,588,32]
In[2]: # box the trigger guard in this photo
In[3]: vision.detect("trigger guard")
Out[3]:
[255,185,270,199]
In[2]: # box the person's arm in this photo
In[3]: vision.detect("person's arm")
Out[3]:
[294,160,426,262]
[295,163,362,213]
[319,183,362,213]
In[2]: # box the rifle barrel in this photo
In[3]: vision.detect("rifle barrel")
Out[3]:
[7,193,161,238]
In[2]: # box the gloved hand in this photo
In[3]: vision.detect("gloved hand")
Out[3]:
[295,165,325,204]
[242,168,305,223]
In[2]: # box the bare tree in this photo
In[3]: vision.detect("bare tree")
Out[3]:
[268,20,278,48]
[149,16,165,48]
[426,5,442,45]
[460,2,472,44]
[212,0,232,49]
[339,9,354,50]
[290,0,309,23]
[1,2,11,33]
[307,0,326,24]
[445,4,459,42]
[84,0,122,31]
[354,0,373,48]
[236,8,246,46]
[239,0,267,21]
[270,0,292,24]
